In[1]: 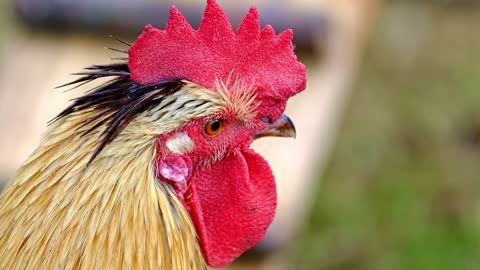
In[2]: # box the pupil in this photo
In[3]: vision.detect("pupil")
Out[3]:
[211,121,221,131]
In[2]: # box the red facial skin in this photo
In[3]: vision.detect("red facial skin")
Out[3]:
[155,112,277,267]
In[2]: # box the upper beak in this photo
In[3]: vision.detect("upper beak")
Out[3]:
[252,114,296,140]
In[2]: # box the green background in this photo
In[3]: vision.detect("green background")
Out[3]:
[291,1,480,269]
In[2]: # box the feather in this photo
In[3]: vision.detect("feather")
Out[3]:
[0,103,206,270]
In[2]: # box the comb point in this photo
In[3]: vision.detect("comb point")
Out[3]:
[166,6,194,36]
[198,0,234,40]
[260,25,276,41]
[237,6,260,41]
[277,29,294,49]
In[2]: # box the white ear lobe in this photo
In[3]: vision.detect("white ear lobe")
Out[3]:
[166,132,195,155]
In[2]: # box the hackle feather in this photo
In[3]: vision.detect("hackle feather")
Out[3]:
[0,107,207,269]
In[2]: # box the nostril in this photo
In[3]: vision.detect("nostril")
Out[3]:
[260,116,272,124]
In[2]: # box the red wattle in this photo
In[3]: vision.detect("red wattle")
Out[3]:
[187,147,277,267]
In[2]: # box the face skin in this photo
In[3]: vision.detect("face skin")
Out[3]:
[155,107,297,200]
[155,111,258,198]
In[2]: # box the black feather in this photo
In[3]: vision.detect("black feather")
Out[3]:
[109,35,132,47]
[54,62,185,165]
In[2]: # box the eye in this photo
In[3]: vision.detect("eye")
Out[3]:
[204,119,224,136]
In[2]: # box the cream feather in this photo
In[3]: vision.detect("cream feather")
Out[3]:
[0,95,211,270]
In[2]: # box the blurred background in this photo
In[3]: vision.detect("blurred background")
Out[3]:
[1,0,480,269]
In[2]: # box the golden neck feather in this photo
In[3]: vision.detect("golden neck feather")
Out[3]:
[0,110,206,270]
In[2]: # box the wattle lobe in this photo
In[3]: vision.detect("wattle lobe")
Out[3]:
[187,147,277,267]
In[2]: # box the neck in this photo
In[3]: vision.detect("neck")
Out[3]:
[0,112,205,269]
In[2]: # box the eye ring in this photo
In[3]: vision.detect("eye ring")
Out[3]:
[204,119,224,136]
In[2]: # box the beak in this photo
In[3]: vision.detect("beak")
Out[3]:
[252,114,296,140]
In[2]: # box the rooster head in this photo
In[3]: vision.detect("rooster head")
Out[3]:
[58,0,306,267]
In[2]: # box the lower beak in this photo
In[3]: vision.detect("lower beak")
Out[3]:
[252,114,296,140]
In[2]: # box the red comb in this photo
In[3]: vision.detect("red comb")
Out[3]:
[128,0,306,117]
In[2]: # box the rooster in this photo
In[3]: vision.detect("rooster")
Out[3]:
[0,0,306,269]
